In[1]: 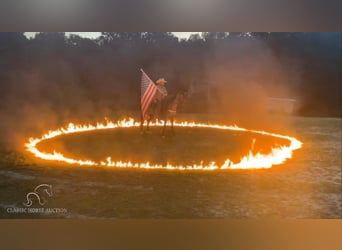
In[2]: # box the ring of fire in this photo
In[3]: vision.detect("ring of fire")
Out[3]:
[25,118,302,170]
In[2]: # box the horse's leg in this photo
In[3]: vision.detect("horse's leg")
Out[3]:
[147,117,151,131]
[161,119,166,137]
[147,113,155,132]
[140,117,144,134]
[171,115,175,136]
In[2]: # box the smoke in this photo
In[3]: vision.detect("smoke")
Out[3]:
[1,32,337,152]
[203,36,296,131]
[0,56,123,150]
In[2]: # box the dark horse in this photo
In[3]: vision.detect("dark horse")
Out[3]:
[140,89,187,136]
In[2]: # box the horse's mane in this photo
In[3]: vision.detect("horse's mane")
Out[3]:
[166,92,177,105]
[166,89,187,105]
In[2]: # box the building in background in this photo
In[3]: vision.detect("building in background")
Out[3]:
[267,97,297,114]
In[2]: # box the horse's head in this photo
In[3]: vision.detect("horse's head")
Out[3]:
[175,89,188,107]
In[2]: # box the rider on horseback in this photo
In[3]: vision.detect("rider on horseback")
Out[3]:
[140,77,187,135]
[153,78,168,120]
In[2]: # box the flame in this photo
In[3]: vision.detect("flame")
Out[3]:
[25,118,302,170]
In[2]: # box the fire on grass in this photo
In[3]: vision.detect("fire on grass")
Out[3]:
[25,118,302,170]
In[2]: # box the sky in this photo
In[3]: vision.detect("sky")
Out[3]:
[24,32,202,40]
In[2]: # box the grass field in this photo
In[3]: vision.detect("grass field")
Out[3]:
[0,116,341,218]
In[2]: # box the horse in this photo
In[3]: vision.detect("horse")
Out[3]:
[140,89,187,136]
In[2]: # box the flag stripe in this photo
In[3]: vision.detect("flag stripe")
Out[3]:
[140,69,157,119]
[141,83,155,107]
[142,91,156,117]
[142,86,156,114]
[141,71,153,110]
[142,84,156,108]
[141,86,156,114]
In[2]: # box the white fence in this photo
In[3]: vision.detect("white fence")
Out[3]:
[267,97,296,114]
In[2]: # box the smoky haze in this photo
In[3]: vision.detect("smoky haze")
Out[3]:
[0,32,340,150]
[202,36,298,130]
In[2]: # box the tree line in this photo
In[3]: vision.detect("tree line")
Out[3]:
[0,32,340,125]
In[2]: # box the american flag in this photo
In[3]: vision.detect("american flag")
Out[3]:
[140,69,158,119]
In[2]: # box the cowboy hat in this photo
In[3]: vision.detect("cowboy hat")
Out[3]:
[156,78,167,85]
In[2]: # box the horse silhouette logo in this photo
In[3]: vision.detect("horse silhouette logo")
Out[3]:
[23,184,53,207]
